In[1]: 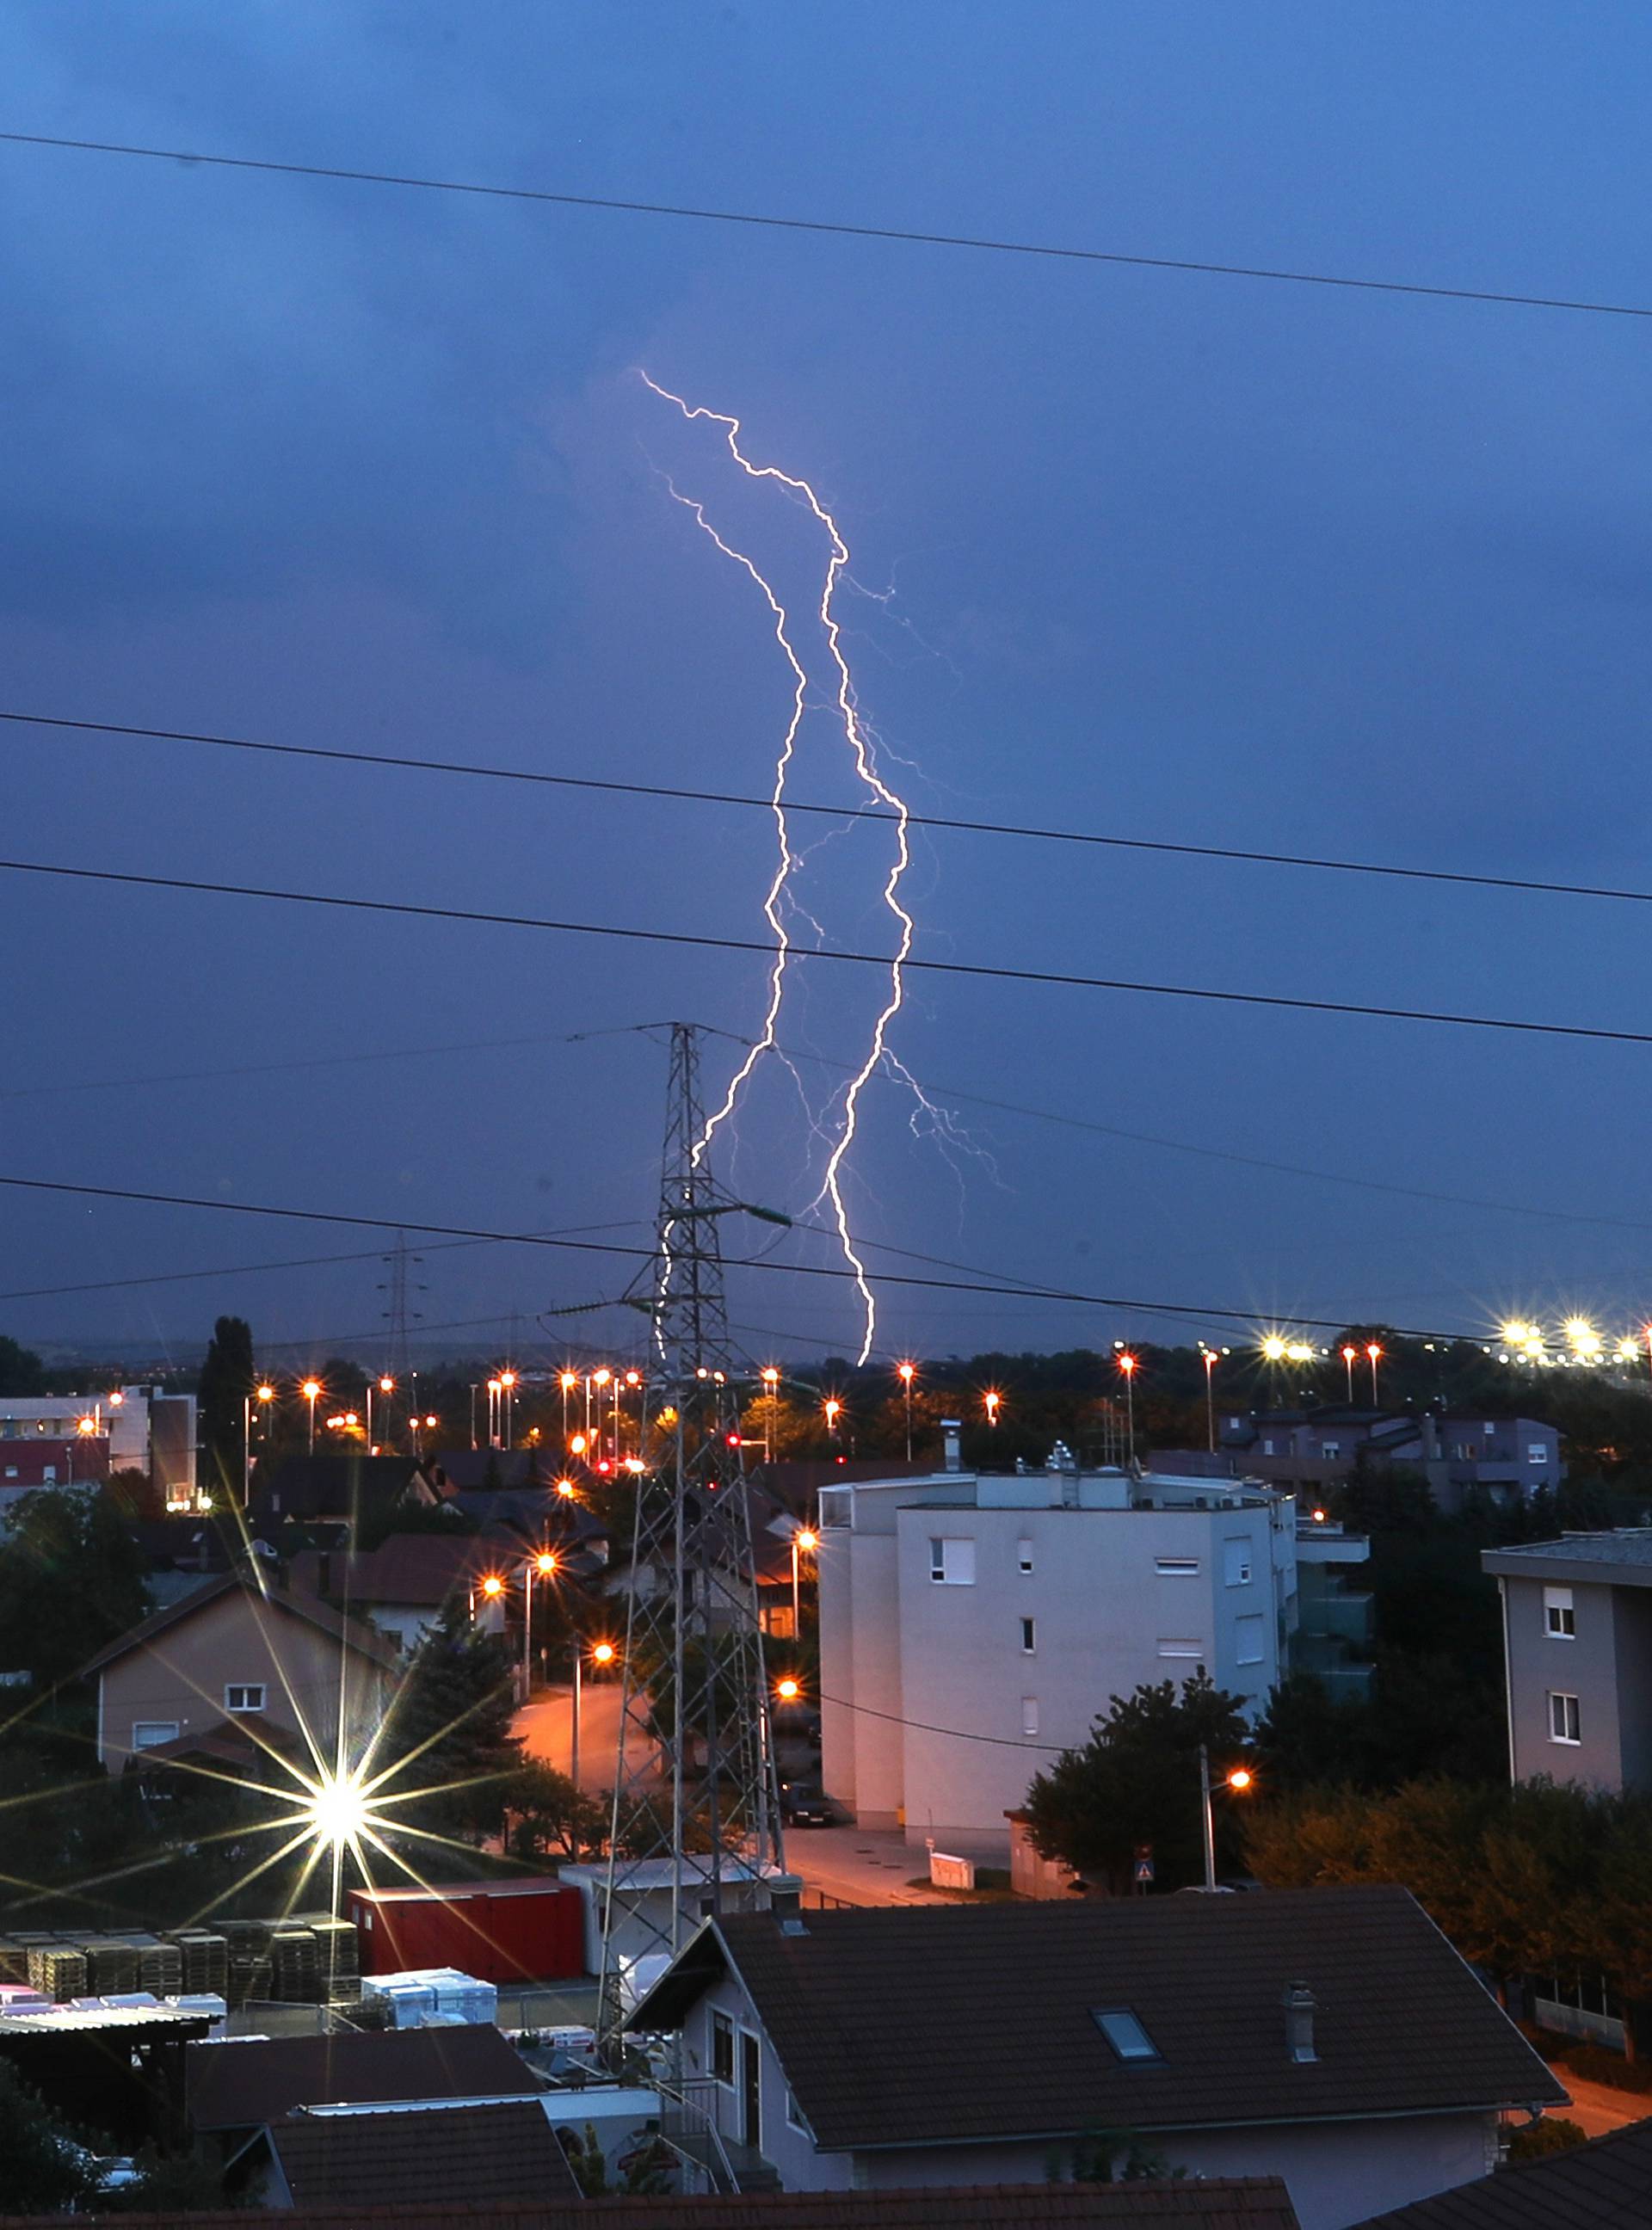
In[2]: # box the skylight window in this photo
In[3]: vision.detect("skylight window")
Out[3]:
[1092,2007,1160,2061]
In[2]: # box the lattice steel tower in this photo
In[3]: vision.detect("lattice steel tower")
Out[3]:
[597,1024,787,2049]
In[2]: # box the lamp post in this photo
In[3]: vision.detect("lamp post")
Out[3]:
[823,1396,841,1440]
[301,1378,322,1456]
[760,1367,780,1463]
[1202,1348,1217,1452]
[523,1549,557,1696]
[579,1639,617,1794]
[791,1527,817,1636]
[983,1389,1002,1429]
[241,1394,252,1506]
[559,1371,577,1447]
[897,1362,916,1462]
[1365,1342,1383,1405]
[1198,1742,1254,1892]
[500,1369,517,1451]
[1341,1346,1357,1403]
[1117,1352,1137,1463]
[486,1378,502,1447]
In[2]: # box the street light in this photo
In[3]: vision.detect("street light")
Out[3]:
[897,1362,916,1461]
[523,1549,558,1693]
[1198,1743,1254,1892]
[760,1367,781,1463]
[775,1675,802,1703]
[1201,1347,1217,1452]
[823,1396,842,1437]
[300,1378,322,1455]
[555,1477,577,1498]
[1341,1345,1358,1402]
[983,1389,1002,1427]
[791,1525,817,1635]
[1117,1353,1137,1463]
[1365,1342,1383,1404]
[500,1369,518,1450]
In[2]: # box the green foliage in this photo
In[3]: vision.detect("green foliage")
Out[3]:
[97,2145,233,2212]
[1052,2128,1178,2183]
[1550,2040,1652,2094]
[0,1486,150,1685]
[1023,1675,1251,1892]
[503,1759,607,1862]
[1506,2116,1587,2161]
[0,1334,48,1398]
[0,2057,101,2213]
[197,1315,256,1505]
[383,1599,522,1838]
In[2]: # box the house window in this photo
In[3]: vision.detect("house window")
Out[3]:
[1235,1613,1266,1666]
[710,2008,734,2086]
[225,1684,267,1713]
[1157,1638,1202,1659]
[41,1466,57,1483]
[1017,1538,1033,1574]
[2,1467,14,1480]
[928,1537,976,1586]
[1020,1617,1037,1654]
[1528,1444,1549,1465]
[1021,1696,1039,1737]
[786,2085,811,2135]
[1222,1538,1253,1587]
[1091,2007,1161,2062]
[1261,1438,1275,1457]
[131,1722,180,1749]
[1549,1691,1581,1746]
[1156,1557,1199,1577]
[1544,1586,1575,1639]
[1320,1441,1341,1460]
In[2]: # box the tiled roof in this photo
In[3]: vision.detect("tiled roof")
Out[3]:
[269,2099,582,2208]
[635,1888,1562,2152]
[1350,2116,1652,2227]
[252,1453,440,1522]
[292,1533,502,1609]
[77,1570,401,1679]
[1485,1532,1652,1576]
[0,2177,1303,2227]
[186,2024,542,2131]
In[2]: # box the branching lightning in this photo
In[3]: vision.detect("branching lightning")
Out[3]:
[639,372,919,1364]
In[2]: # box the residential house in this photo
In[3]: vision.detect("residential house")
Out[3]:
[1350,2114,1652,2227]
[817,1456,1322,1855]
[289,1532,518,1654]
[1218,1410,1562,1511]
[629,1888,1564,2230]
[1483,1531,1652,1796]
[79,1568,398,1771]
[249,1451,446,1540]
[242,2098,585,2210]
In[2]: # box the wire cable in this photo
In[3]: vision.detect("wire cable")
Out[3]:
[0,1168,1514,1345]
[3,852,1651,1050]
[9,706,1652,913]
[2,130,1648,322]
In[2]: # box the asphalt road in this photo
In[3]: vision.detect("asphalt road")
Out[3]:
[515,1680,657,1793]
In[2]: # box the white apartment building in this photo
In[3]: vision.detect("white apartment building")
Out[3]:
[817,1451,1302,1857]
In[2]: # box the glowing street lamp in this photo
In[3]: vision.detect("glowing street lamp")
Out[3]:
[301,1377,322,1455]
[591,1640,616,1666]
[499,1369,518,1450]
[1201,1347,1217,1451]
[1117,1353,1137,1463]
[555,1476,577,1498]
[775,1675,802,1703]
[1341,1345,1358,1401]
[983,1389,1002,1427]
[791,1525,817,1634]
[1365,1342,1383,1404]
[897,1361,917,1461]
[523,1549,558,1691]
[1199,1743,1254,1892]
[823,1396,842,1438]
[559,1370,577,1445]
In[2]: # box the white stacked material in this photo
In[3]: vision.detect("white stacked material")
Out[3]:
[361,1966,496,2027]
[360,1977,438,2029]
[0,1986,51,2015]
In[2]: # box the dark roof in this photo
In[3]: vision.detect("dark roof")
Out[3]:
[186,2023,542,2132]
[427,1451,560,1492]
[268,2099,581,2208]
[77,1569,401,1680]
[0,2177,1303,2228]
[1485,1532,1652,1585]
[136,1714,313,1771]
[1350,2116,1652,2227]
[252,1452,441,1524]
[291,1533,502,1610]
[632,1888,1562,2153]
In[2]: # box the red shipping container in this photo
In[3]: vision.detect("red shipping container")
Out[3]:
[347,1876,584,1984]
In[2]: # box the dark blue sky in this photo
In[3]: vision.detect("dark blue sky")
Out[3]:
[5,3,1652,1372]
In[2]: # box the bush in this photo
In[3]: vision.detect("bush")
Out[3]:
[1553,2041,1652,2095]
[1506,2116,1587,2161]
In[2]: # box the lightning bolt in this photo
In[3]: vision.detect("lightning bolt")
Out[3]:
[640,372,915,1364]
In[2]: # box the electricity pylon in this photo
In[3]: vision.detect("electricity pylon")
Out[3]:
[597,1024,789,2052]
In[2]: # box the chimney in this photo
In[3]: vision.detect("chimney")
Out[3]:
[1284,1981,1317,2062]
[769,1877,807,1935]
[940,1419,962,1473]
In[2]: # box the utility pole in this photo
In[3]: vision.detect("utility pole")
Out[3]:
[597,1025,788,2055]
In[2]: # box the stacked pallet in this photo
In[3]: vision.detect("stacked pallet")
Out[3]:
[27,1944,87,2002]
[295,1913,360,1997]
[81,1939,140,1995]
[219,1919,272,2009]
[167,1931,228,1997]
[0,1940,28,1987]
[268,1925,320,2004]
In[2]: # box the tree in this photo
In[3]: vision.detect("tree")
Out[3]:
[0,2058,100,2213]
[0,1488,149,1685]
[379,1601,521,1839]
[503,1760,607,1862]
[0,1334,46,1398]
[197,1315,255,1504]
[1023,1676,1252,1893]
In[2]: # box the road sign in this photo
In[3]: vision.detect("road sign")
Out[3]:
[1133,1845,1155,1886]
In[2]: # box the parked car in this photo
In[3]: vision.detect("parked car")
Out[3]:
[779,1781,840,1828]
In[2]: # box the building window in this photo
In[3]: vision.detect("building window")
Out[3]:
[1017,1538,1033,1574]
[131,1722,180,1750]
[711,2009,734,2086]
[1235,1613,1265,1666]
[1544,1586,1575,1639]
[1320,1441,1341,1460]
[1261,1438,1275,1457]
[2,1467,14,1480]
[225,1684,267,1713]
[1528,1444,1549,1465]
[1157,1638,1203,1659]
[786,2085,811,2135]
[1156,1557,1199,1577]
[1020,1617,1036,1654]
[1021,1696,1039,1736]
[1452,1443,1477,1461]
[1091,2007,1161,2062]
[1549,1691,1581,1746]
[1222,1538,1253,1587]
[928,1537,976,1586]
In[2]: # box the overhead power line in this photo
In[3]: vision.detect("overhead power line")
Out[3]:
[2,129,1648,322]
[9,707,1652,913]
[0,1169,1501,1345]
[4,852,1652,1051]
